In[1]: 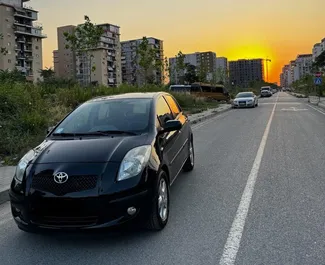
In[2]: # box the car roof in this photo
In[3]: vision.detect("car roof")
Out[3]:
[87,92,169,103]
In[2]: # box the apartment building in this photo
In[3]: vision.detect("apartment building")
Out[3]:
[54,23,122,87]
[216,56,228,83]
[0,0,46,82]
[53,25,76,79]
[121,37,163,86]
[169,51,217,84]
[280,64,290,87]
[312,43,322,62]
[216,57,228,70]
[293,54,312,81]
[228,59,264,87]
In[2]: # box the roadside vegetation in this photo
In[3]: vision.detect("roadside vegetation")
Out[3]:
[0,76,220,165]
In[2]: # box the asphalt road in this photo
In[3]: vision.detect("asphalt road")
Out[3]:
[1,92,325,265]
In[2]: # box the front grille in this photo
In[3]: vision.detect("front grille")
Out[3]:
[31,174,98,196]
[30,215,98,227]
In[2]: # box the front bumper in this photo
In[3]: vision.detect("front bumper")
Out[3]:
[232,101,255,108]
[10,188,151,231]
[9,162,156,231]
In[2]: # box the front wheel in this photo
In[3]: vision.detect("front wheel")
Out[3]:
[146,171,170,231]
[183,139,194,172]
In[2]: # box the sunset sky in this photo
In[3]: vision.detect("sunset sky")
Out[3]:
[30,0,325,83]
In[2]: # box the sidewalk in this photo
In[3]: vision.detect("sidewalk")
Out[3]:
[308,96,325,109]
[0,103,232,204]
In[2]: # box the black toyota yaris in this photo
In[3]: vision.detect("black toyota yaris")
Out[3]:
[9,92,194,232]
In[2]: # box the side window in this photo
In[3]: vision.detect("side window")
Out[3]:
[164,95,181,118]
[156,97,173,126]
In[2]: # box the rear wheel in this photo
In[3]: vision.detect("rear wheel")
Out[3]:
[146,171,170,231]
[183,139,194,172]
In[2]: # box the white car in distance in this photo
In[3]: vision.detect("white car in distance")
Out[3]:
[232,92,258,108]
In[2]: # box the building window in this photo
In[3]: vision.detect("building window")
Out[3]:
[35,46,39,50]
[8,59,11,63]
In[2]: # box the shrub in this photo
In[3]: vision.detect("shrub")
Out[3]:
[0,83,219,164]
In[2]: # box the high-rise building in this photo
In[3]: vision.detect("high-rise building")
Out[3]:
[216,57,228,71]
[121,37,164,86]
[0,0,47,82]
[228,59,264,87]
[169,51,217,84]
[280,64,290,88]
[293,54,312,81]
[312,43,322,62]
[54,23,122,87]
[53,25,76,80]
[216,57,228,84]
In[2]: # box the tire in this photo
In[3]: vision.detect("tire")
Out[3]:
[146,171,170,231]
[183,139,194,172]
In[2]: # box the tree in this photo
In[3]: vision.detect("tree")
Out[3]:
[163,57,170,84]
[197,64,208,83]
[39,67,55,80]
[174,51,186,84]
[0,69,25,82]
[212,67,227,85]
[136,37,163,85]
[63,16,104,87]
[184,64,197,84]
[0,33,8,55]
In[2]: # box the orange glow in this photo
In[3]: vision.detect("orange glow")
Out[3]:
[36,0,325,85]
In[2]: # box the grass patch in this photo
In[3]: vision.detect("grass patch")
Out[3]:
[0,83,220,165]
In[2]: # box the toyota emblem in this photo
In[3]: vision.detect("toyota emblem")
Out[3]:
[53,172,69,184]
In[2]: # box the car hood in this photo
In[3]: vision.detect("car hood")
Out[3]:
[261,90,270,93]
[30,135,149,164]
[234,97,254,101]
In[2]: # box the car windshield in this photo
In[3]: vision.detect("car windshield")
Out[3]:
[52,98,152,135]
[236,93,253,98]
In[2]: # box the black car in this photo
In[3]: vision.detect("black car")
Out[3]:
[9,92,194,232]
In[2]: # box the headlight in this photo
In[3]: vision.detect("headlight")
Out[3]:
[15,150,35,182]
[117,145,151,181]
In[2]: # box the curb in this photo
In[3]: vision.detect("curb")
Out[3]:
[0,106,232,205]
[189,106,232,125]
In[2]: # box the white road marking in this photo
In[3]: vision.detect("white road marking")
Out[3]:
[259,102,300,105]
[219,93,279,265]
[307,104,325,115]
[281,107,308,111]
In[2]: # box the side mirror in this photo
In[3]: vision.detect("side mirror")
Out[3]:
[47,126,55,134]
[159,120,182,134]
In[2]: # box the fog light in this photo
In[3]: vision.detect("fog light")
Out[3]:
[127,207,137,216]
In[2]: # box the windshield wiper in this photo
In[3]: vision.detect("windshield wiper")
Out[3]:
[52,132,78,137]
[52,131,138,137]
[93,130,138,136]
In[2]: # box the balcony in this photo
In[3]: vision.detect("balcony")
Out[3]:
[14,20,33,27]
[14,8,38,20]
[16,37,26,43]
[14,26,47,38]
